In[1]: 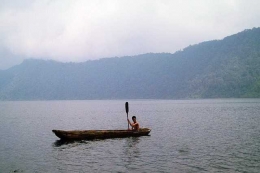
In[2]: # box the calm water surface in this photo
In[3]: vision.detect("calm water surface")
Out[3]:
[0,99,260,173]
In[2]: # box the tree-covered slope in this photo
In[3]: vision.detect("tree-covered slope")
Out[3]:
[179,28,260,98]
[0,28,260,100]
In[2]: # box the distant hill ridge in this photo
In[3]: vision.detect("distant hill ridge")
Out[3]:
[1,28,260,100]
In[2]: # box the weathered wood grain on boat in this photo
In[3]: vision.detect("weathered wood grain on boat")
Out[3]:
[52,128,151,140]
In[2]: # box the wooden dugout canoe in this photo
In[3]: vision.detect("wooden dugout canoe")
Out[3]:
[52,128,151,140]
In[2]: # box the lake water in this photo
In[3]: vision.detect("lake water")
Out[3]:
[0,99,260,173]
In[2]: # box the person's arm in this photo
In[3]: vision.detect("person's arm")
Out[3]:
[132,122,139,130]
[128,119,139,128]
[127,119,133,127]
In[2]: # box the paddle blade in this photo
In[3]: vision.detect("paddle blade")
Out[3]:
[125,102,129,113]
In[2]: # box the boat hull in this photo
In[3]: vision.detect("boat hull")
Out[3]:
[52,128,151,140]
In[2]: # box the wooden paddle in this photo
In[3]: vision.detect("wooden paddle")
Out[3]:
[125,102,129,130]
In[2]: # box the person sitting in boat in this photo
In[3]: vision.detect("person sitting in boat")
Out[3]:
[127,116,140,131]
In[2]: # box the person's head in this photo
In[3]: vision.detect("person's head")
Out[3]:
[132,116,137,122]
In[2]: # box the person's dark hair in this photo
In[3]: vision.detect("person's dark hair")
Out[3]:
[132,116,136,119]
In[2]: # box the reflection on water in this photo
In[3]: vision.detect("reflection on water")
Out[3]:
[53,140,84,147]
[53,137,142,148]
[123,137,141,162]
[51,137,146,172]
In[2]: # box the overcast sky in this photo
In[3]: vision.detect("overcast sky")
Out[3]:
[1,0,260,69]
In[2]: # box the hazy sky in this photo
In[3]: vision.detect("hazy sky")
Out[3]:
[1,0,260,69]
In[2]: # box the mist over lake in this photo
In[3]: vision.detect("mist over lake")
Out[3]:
[1,99,260,173]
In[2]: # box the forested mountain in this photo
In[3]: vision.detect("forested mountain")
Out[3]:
[1,28,260,100]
